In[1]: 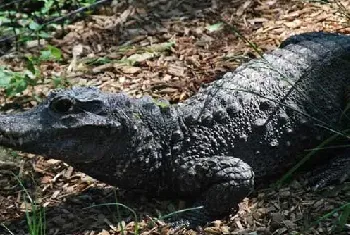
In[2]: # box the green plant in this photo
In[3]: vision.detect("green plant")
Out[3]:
[0,45,64,98]
[52,76,70,88]
[0,66,36,97]
[158,205,204,221]
[84,201,140,235]
[24,199,46,235]
[0,0,106,49]
[39,45,62,61]
[13,173,46,235]
[276,132,343,187]
[305,202,350,233]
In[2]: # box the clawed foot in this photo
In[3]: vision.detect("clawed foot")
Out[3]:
[307,152,350,190]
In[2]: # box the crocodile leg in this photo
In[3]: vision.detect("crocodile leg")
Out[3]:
[308,152,350,189]
[170,156,254,227]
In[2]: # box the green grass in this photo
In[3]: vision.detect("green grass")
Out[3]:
[304,202,350,233]
[84,202,140,235]
[0,163,46,235]
[15,174,46,235]
[84,198,204,234]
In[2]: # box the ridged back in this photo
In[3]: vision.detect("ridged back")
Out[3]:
[176,32,350,178]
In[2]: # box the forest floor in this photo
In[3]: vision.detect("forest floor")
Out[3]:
[1,0,350,234]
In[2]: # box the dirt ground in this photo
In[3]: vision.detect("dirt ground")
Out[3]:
[0,0,350,234]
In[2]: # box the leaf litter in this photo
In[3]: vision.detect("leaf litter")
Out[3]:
[0,0,350,234]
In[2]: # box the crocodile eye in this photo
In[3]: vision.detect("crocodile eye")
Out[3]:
[50,98,74,114]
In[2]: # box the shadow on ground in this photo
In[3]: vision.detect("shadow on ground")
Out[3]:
[1,185,180,235]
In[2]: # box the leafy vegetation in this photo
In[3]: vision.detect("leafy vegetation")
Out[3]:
[0,45,65,97]
[0,0,103,99]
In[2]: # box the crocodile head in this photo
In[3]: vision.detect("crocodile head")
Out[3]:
[0,87,154,163]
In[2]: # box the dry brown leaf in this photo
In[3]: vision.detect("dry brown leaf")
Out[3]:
[121,65,141,74]
[167,64,186,77]
[236,0,253,17]
[127,52,157,63]
[98,229,111,235]
[2,1,350,234]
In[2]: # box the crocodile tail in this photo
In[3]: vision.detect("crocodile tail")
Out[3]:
[280,31,347,48]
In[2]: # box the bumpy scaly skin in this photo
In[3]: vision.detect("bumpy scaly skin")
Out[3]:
[0,32,350,226]
[177,32,350,179]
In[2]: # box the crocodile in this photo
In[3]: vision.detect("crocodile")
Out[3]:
[1,32,350,226]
